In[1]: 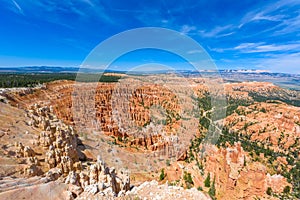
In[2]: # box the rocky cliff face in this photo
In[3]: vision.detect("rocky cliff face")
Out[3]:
[2,79,300,199]
[204,143,290,200]
[5,80,195,163]
[0,102,131,199]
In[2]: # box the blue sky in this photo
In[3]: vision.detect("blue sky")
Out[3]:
[0,0,300,73]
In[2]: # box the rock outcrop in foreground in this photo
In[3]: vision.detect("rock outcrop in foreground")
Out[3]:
[126,180,211,200]
[1,102,131,199]
[65,155,130,199]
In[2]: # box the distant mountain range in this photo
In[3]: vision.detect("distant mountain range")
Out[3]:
[0,66,299,90]
[0,66,296,75]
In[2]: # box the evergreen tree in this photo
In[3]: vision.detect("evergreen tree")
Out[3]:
[209,176,216,199]
[159,169,165,181]
[204,173,211,187]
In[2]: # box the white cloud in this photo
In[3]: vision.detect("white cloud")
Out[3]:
[234,43,264,50]
[211,42,300,53]
[8,0,115,27]
[239,0,300,35]
[234,42,300,53]
[187,50,203,54]
[239,11,285,28]
[11,0,24,15]
[273,14,300,35]
[180,25,196,35]
[199,25,235,38]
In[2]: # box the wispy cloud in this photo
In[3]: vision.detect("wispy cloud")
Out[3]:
[199,25,235,38]
[239,0,300,36]
[239,11,285,28]
[180,25,196,35]
[10,0,24,15]
[187,49,203,54]
[234,43,263,50]
[179,24,235,38]
[273,13,300,36]
[234,42,300,53]
[10,0,115,28]
[212,42,300,54]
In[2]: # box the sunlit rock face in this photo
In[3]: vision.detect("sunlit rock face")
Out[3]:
[204,142,291,200]
[2,78,299,200]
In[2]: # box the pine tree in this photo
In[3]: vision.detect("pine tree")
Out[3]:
[204,173,211,187]
[159,169,165,181]
[209,176,216,199]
